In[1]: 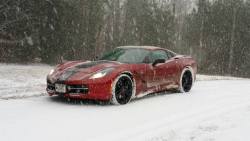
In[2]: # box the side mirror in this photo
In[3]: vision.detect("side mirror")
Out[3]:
[173,57,179,60]
[94,56,99,61]
[152,59,165,67]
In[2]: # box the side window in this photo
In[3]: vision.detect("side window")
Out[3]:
[147,50,169,63]
[165,50,175,58]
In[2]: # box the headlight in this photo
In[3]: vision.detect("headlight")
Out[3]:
[49,69,55,75]
[90,68,114,79]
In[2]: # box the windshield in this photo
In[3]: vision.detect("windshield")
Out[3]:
[100,48,150,63]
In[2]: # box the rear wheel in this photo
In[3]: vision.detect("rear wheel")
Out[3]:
[179,68,193,93]
[111,74,134,105]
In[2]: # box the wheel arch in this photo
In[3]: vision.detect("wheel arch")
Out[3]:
[120,71,134,81]
[120,71,136,99]
[111,71,136,105]
[178,65,195,93]
[181,65,195,81]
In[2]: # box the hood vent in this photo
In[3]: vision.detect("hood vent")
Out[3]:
[75,61,110,69]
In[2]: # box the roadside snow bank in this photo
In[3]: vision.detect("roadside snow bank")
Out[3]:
[196,74,244,81]
[0,63,52,99]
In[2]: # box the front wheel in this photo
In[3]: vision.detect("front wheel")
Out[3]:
[178,67,194,93]
[111,74,134,105]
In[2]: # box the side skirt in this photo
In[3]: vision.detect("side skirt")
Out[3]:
[135,84,179,99]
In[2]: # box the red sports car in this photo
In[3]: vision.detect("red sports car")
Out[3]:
[47,46,197,105]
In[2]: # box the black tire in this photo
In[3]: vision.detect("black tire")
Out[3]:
[111,74,134,105]
[179,68,193,93]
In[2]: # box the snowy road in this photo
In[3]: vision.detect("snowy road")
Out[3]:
[1,79,250,141]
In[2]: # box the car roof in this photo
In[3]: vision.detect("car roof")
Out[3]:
[117,46,164,51]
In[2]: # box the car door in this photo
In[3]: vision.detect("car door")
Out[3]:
[145,50,178,90]
[164,50,180,84]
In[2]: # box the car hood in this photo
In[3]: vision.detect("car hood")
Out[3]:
[49,60,122,83]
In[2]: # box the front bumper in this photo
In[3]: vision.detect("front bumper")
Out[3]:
[46,79,113,101]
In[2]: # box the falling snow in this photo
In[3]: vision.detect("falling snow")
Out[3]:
[1,0,250,141]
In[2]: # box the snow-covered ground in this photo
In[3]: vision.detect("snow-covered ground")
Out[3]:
[0,64,250,141]
[0,63,52,99]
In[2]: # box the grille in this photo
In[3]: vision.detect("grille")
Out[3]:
[47,79,89,94]
[67,85,89,94]
[47,80,55,91]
